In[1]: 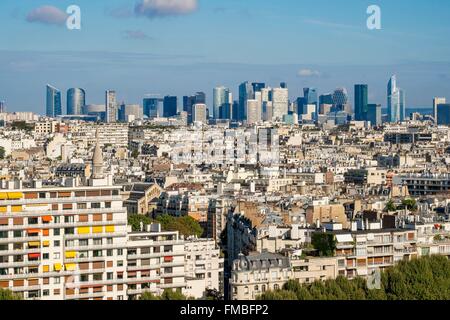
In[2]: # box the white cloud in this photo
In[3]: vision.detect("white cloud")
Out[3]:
[135,0,198,18]
[26,6,68,26]
[298,69,322,77]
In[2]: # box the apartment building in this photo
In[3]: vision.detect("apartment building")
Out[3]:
[125,224,186,299]
[184,238,224,298]
[318,222,418,279]
[0,180,128,300]
[230,252,291,300]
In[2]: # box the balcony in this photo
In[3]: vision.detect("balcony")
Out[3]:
[0,220,127,232]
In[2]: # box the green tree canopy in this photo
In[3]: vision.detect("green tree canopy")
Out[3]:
[311,233,336,257]
[258,256,450,300]
[0,288,22,300]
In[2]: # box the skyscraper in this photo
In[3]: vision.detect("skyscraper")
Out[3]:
[332,88,349,112]
[433,97,446,124]
[0,101,5,113]
[437,104,450,125]
[67,88,86,115]
[319,93,334,105]
[367,104,382,126]
[46,84,62,117]
[118,104,143,122]
[213,86,230,120]
[399,89,406,121]
[246,100,260,125]
[105,90,117,123]
[252,83,265,93]
[163,96,178,118]
[238,82,254,121]
[144,97,162,119]
[192,103,207,124]
[354,84,368,121]
[271,87,289,120]
[183,92,205,124]
[387,75,403,123]
[303,88,318,119]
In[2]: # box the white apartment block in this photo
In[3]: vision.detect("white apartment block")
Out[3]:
[184,238,224,299]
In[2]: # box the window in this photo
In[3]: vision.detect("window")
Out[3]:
[79,239,88,247]
[64,228,74,235]
[43,290,49,296]
[107,238,113,245]
[105,202,112,208]
[65,240,75,247]
[39,192,46,199]
[64,216,74,223]
[93,273,103,281]
[107,272,113,280]
[53,253,60,259]
[28,217,38,225]
[53,229,60,236]
[93,250,102,257]
[78,203,87,210]
[13,230,22,238]
[117,261,123,267]
[91,203,101,209]
[54,241,60,247]
[117,249,123,256]
[54,216,61,224]
[54,277,60,284]
[93,239,102,246]
[107,250,113,257]
[43,253,49,260]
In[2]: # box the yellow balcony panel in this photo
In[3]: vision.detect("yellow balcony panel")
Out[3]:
[0,193,7,200]
[92,226,103,234]
[43,265,50,273]
[54,263,62,271]
[65,251,76,259]
[28,241,41,247]
[65,263,76,271]
[105,226,115,233]
[43,241,50,247]
[11,205,23,212]
[0,206,6,213]
[7,192,23,200]
[77,227,90,235]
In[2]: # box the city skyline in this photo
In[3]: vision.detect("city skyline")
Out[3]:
[1,0,450,111]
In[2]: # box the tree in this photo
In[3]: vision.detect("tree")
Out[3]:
[311,233,336,257]
[257,256,450,300]
[131,150,140,159]
[402,198,418,211]
[0,146,5,160]
[156,214,203,238]
[140,289,189,300]
[0,288,22,300]
[128,214,152,232]
[385,200,396,212]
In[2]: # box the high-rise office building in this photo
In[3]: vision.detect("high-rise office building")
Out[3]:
[354,84,368,121]
[387,75,404,123]
[163,96,177,118]
[0,101,5,113]
[143,97,162,119]
[319,93,334,105]
[183,92,204,124]
[303,88,318,119]
[399,89,406,121]
[46,85,62,117]
[367,104,382,126]
[246,100,260,125]
[332,88,349,112]
[433,97,446,124]
[280,82,287,89]
[67,88,86,115]
[238,82,254,121]
[437,104,450,125]
[271,87,289,120]
[213,86,231,120]
[105,90,117,123]
[252,83,265,93]
[192,103,208,124]
[118,104,143,122]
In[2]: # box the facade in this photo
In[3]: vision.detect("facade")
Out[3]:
[105,90,117,123]
[230,252,290,300]
[246,100,260,125]
[143,97,162,120]
[433,97,446,124]
[67,88,86,116]
[354,85,368,121]
[367,104,382,126]
[163,96,178,118]
[46,85,62,118]
[192,104,208,124]
[387,75,404,123]
[437,104,450,125]
[238,82,254,121]
[271,88,289,121]
[213,87,231,120]
[118,104,143,122]
[184,238,224,298]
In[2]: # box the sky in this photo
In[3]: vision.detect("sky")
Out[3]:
[1,0,450,113]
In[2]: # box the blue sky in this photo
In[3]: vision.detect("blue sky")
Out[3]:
[1,0,450,113]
